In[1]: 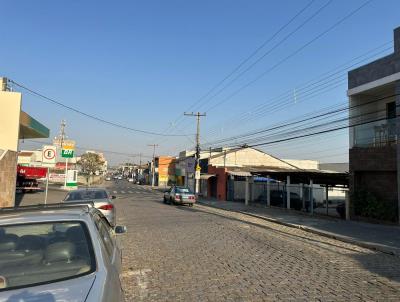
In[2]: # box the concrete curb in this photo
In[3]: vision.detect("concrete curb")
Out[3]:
[197,201,398,257]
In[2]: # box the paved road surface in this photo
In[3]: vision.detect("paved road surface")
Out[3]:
[109,182,400,302]
[18,181,400,301]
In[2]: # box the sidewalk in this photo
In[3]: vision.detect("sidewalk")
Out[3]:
[198,199,400,256]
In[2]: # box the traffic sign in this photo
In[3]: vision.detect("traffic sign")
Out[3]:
[61,149,74,158]
[196,165,201,171]
[195,170,200,180]
[42,146,57,164]
[61,140,75,158]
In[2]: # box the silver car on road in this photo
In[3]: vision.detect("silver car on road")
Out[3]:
[163,186,196,206]
[0,204,126,301]
[64,188,116,226]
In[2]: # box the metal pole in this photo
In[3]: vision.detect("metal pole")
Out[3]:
[345,190,350,220]
[44,167,49,204]
[266,175,271,207]
[64,157,68,189]
[184,112,206,194]
[326,185,329,216]
[152,146,156,187]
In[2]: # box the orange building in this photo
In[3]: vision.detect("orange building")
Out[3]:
[156,156,176,187]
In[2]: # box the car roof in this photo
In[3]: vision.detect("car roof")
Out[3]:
[0,205,95,226]
[67,188,107,193]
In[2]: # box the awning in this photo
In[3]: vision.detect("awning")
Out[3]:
[19,111,50,139]
[200,174,216,180]
[227,171,252,177]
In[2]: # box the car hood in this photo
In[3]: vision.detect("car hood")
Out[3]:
[0,274,96,302]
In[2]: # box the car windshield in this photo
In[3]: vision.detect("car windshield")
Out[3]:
[65,190,108,201]
[176,187,192,193]
[0,221,96,291]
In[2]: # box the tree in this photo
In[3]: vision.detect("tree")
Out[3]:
[77,153,105,185]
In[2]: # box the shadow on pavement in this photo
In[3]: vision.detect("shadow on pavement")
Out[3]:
[351,253,400,282]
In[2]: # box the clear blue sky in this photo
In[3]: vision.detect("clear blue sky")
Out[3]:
[1,0,399,165]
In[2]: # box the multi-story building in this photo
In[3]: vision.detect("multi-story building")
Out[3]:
[348,27,400,223]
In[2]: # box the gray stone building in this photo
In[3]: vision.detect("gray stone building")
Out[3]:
[348,26,400,223]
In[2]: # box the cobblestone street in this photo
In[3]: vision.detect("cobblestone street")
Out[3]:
[113,184,400,302]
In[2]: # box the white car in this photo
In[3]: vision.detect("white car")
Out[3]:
[105,176,111,181]
[128,178,134,182]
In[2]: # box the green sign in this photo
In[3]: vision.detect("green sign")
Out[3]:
[61,149,74,158]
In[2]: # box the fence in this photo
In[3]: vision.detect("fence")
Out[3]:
[229,179,347,218]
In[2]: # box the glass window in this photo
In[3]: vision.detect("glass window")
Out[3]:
[65,190,108,201]
[176,187,192,193]
[387,101,396,119]
[93,215,114,258]
[0,221,95,291]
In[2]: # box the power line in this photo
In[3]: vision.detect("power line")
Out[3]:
[201,41,391,139]
[203,93,397,148]
[170,2,380,141]
[159,0,317,136]
[203,94,397,151]
[204,0,373,113]
[9,79,191,137]
[23,139,152,158]
[196,0,333,111]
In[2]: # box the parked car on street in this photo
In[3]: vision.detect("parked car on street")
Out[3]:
[336,202,346,219]
[128,178,134,182]
[63,188,117,226]
[0,204,127,301]
[270,190,316,211]
[105,176,111,181]
[163,186,196,206]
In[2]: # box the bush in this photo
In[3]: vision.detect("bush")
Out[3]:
[352,190,397,222]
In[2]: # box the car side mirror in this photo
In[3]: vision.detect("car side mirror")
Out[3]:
[115,225,127,234]
[111,195,116,199]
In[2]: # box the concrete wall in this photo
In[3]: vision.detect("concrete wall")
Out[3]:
[348,27,400,89]
[0,91,22,151]
[0,92,22,207]
[0,150,18,207]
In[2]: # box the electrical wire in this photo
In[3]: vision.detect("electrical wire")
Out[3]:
[9,80,191,137]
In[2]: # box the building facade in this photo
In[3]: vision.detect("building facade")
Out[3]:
[0,78,49,207]
[348,27,400,223]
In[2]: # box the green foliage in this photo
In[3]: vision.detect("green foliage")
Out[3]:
[77,153,105,175]
[352,190,397,222]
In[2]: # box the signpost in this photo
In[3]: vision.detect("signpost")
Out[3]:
[61,141,75,189]
[42,146,57,204]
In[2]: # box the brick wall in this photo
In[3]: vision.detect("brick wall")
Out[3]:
[349,146,396,172]
[349,146,398,221]
[208,165,227,201]
[0,150,17,207]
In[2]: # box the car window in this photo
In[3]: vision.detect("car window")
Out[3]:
[0,221,96,291]
[176,188,192,193]
[65,190,108,201]
[93,215,114,258]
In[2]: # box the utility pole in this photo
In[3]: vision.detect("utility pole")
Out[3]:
[148,144,158,187]
[57,120,68,189]
[184,112,206,194]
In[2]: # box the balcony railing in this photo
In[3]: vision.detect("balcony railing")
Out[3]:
[353,119,397,148]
